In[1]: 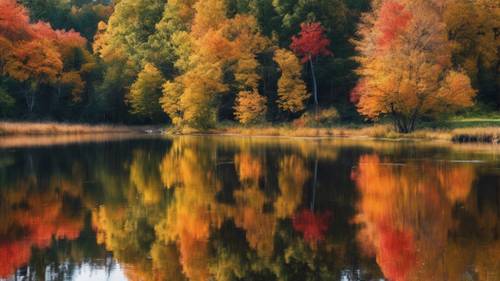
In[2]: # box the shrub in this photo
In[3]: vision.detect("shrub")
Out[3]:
[293,107,339,127]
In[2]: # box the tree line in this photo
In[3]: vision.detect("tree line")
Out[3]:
[0,0,498,132]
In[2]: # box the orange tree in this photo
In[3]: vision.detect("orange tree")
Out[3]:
[351,0,476,133]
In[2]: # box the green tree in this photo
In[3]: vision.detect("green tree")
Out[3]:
[128,63,165,121]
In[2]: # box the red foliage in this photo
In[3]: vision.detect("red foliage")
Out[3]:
[56,29,87,49]
[31,21,58,40]
[376,220,417,281]
[375,1,412,49]
[290,22,333,63]
[0,241,31,278]
[0,197,84,278]
[31,21,86,50]
[0,0,33,40]
[292,209,332,244]
[350,80,366,104]
[0,0,86,51]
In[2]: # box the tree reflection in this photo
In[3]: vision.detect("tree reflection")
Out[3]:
[352,154,499,281]
[1,138,498,281]
[0,169,85,278]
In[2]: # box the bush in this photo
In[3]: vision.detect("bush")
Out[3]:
[0,88,15,117]
[293,107,339,127]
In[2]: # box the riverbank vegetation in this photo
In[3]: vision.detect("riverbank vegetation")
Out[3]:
[0,121,135,136]
[0,0,498,133]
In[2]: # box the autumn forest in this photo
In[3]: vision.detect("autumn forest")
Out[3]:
[0,0,498,132]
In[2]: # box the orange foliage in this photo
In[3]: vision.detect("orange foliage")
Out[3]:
[234,90,267,124]
[235,152,263,183]
[232,186,276,257]
[0,0,86,90]
[178,232,210,281]
[352,154,476,281]
[353,0,475,132]
[5,39,62,83]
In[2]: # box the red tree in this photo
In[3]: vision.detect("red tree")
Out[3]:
[290,22,332,114]
[0,0,34,41]
[375,1,412,49]
[292,209,332,245]
[0,0,87,112]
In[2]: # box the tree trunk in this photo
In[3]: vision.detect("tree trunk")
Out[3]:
[393,116,416,133]
[308,55,318,118]
[24,83,37,113]
[310,157,318,211]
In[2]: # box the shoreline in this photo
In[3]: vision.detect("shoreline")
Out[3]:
[167,125,500,144]
[1,122,499,144]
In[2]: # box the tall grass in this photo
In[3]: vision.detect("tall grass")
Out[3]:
[180,123,500,144]
[0,122,135,136]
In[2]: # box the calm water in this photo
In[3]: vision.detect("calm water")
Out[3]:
[0,136,499,281]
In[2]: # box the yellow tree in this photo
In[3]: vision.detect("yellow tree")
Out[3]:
[443,0,499,106]
[160,0,271,128]
[234,90,267,124]
[352,0,476,132]
[444,0,499,76]
[273,49,310,114]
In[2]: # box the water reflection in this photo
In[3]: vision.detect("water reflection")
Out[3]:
[0,136,498,281]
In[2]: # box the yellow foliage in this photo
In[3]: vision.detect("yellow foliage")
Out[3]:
[191,0,227,38]
[5,39,62,84]
[161,4,270,129]
[274,155,309,218]
[60,71,85,102]
[234,90,267,124]
[161,79,184,126]
[235,152,263,183]
[443,0,499,78]
[235,54,260,90]
[128,63,165,119]
[273,49,310,113]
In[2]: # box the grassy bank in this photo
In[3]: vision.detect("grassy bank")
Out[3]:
[2,120,499,144]
[0,122,142,136]
[170,122,500,144]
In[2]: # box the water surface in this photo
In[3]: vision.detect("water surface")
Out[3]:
[0,136,499,281]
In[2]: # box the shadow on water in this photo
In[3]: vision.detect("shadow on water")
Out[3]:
[0,136,499,281]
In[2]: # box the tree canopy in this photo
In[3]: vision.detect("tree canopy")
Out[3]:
[0,0,498,129]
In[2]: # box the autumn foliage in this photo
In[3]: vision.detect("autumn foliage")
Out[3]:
[352,154,477,281]
[352,0,476,132]
[290,22,332,63]
[274,49,310,114]
[292,209,332,245]
[0,0,88,111]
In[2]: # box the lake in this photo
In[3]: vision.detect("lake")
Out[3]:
[0,135,499,281]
